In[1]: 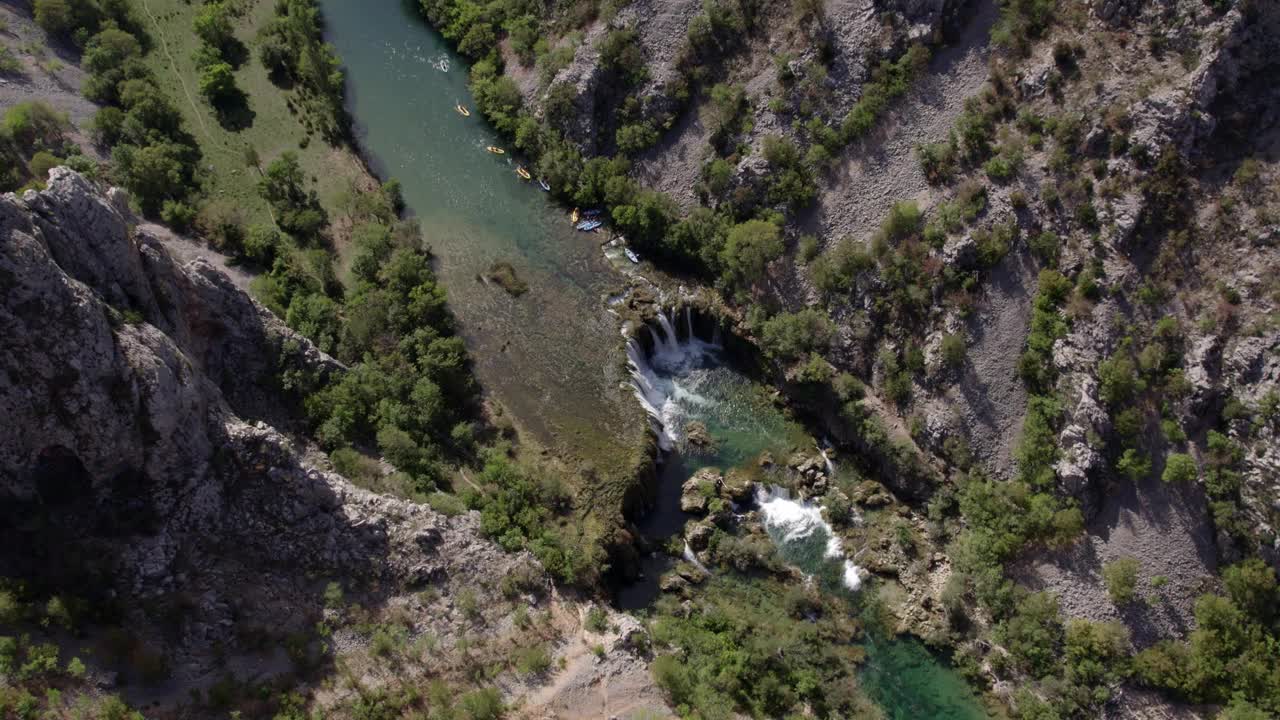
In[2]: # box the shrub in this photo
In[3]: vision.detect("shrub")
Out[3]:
[940,333,966,368]
[1161,453,1197,483]
[1102,557,1140,605]
[759,309,834,361]
[719,219,782,286]
[917,139,958,184]
[514,644,551,675]
[585,607,608,633]
[996,591,1063,677]
[616,122,658,155]
[457,688,503,720]
[160,200,197,233]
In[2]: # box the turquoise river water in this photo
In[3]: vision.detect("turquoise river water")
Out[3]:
[321,2,986,717]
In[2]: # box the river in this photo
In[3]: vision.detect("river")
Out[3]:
[320,3,986,717]
[320,0,640,460]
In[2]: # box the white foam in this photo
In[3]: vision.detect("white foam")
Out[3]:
[755,485,865,592]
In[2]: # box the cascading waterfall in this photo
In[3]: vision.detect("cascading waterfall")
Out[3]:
[623,308,723,453]
[755,485,865,592]
[682,541,710,574]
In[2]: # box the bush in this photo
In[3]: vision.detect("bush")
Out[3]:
[585,607,608,633]
[457,688,503,720]
[719,219,782,286]
[616,122,658,155]
[160,200,197,232]
[995,591,1063,677]
[1161,453,1197,483]
[514,644,551,676]
[759,309,834,361]
[1102,557,1140,605]
[940,333,966,368]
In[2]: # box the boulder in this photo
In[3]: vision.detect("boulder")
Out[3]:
[720,468,756,504]
[685,420,714,448]
[685,521,715,551]
[681,467,722,514]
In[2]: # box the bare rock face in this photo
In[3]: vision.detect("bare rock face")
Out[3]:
[0,170,538,685]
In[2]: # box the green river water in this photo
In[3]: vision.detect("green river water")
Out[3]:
[320,2,986,717]
[321,0,638,453]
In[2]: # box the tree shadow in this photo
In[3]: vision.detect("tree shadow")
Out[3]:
[213,89,256,131]
[222,38,250,70]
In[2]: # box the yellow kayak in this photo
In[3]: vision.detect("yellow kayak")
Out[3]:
[570,208,580,223]
[486,146,505,154]
[516,166,531,180]
[456,103,470,117]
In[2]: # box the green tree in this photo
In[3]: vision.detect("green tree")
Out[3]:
[720,219,782,286]
[1102,556,1140,605]
[996,591,1063,678]
[193,3,234,52]
[759,309,833,361]
[198,62,237,105]
[1162,453,1197,483]
[33,0,73,37]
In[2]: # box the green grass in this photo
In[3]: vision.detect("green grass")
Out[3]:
[138,0,368,248]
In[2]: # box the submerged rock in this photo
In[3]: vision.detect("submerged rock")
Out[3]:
[684,420,714,448]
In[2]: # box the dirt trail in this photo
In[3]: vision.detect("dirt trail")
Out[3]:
[801,0,999,245]
[139,0,212,141]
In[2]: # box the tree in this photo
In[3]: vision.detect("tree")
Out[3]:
[1162,453,1197,483]
[193,3,234,52]
[33,0,73,37]
[111,141,197,214]
[720,219,782,286]
[198,62,237,106]
[1221,558,1277,623]
[760,309,833,361]
[996,591,1063,677]
[259,151,308,210]
[1102,557,1140,605]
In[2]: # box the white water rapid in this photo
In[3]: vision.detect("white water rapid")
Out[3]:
[755,485,865,592]
[624,309,723,452]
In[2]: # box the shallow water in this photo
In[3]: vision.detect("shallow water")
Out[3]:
[320,0,635,450]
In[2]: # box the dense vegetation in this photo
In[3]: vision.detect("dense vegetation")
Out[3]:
[0,100,97,192]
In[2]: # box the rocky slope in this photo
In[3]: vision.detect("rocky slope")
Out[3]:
[0,169,659,715]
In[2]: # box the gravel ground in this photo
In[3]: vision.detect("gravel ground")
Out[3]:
[139,221,256,293]
[634,99,711,210]
[1015,473,1219,649]
[0,1,103,158]
[799,0,998,246]
[947,248,1036,479]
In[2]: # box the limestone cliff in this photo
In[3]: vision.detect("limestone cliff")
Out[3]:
[0,169,539,695]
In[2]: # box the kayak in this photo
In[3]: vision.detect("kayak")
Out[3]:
[576,220,603,231]
[570,208,580,223]
[486,146,505,154]
[456,103,470,116]
[582,208,603,218]
[516,167,531,180]
[625,249,640,264]
[538,178,551,192]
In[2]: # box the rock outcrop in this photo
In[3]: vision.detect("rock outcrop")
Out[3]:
[0,169,539,688]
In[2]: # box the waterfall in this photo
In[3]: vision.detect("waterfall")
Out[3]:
[755,485,865,592]
[682,541,710,575]
[623,309,723,452]
[817,445,835,476]
[626,337,674,451]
